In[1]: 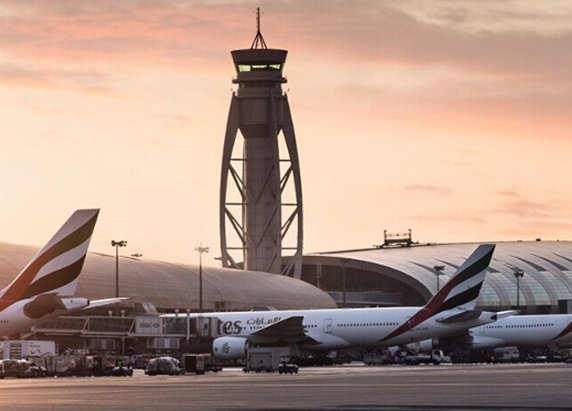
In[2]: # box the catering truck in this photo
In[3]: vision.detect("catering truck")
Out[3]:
[0,340,56,359]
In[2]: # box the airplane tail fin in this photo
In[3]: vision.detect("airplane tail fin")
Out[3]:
[0,209,99,305]
[424,244,495,314]
[379,244,495,344]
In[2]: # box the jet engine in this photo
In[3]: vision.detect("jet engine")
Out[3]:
[469,335,507,349]
[406,338,436,352]
[212,336,248,360]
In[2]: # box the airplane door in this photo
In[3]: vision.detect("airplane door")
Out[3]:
[405,316,413,329]
[323,318,333,334]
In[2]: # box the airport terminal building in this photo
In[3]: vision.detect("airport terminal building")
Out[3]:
[2,240,572,354]
[0,242,336,314]
[3,240,572,317]
[300,241,572,314]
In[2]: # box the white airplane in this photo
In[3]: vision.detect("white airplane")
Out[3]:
[414,314,572,351]
[0,209,124,337]
[169,244,506,360]
[471,314,572,349]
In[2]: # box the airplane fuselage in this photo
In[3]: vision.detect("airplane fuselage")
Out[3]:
[195,306,497,351]
[0,299,43,336]
[471,314,572,349]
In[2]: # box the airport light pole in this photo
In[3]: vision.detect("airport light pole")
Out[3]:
[433,265,445,292]
[111,240,127,315]
[514,270,524,307]
[341,259,348,308]
[195,244,209,314]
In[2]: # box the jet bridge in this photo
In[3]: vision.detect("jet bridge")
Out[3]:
[30,314,225,355]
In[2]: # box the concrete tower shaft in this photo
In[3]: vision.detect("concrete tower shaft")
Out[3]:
[220,21,303,278]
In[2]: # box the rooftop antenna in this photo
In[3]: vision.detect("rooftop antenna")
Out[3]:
[250,7,268,49]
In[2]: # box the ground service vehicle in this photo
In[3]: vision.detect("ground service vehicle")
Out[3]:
[403,350,446,365]
[0,340,56,359]
[0,359,36,378]
[492,347,520,363]
[182,354,206,375]
[111,358,133,377]
[363,352,390,366]
[145,357,184,376]
[278,360,298,374]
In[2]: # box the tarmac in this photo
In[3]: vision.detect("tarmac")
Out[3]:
[1,363,571,410]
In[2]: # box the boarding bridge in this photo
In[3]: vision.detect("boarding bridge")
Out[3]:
[31,314,225,354]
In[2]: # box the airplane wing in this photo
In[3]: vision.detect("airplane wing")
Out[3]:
[23,295,129,318]
[82,297,129,310]
[249,316,318,345]
[435,309,483,324]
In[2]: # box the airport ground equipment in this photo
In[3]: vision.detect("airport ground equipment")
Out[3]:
[0,340,56,359]
[145,356,185,376]
[110,357,133,376]
[363,352,391,366]
[220,10,303,277]
[278,360,298,374]
[182,353,206,374]
[492,347,520,363]
[243,346,296,372]
[403,349,446,365]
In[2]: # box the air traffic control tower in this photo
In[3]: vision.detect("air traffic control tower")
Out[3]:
[220,10,303,278]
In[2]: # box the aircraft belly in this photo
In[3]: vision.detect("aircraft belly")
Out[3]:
[304,332,351,350]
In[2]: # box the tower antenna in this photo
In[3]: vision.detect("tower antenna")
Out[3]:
[250,7,268,49]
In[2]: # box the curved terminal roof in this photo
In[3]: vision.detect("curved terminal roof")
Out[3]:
[0,242,336,312]
[303,241,572,311]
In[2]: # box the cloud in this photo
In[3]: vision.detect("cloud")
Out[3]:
[1,1,570,78]
[404,184,452,195]
[488,187,572,239]
[493,188,564,219]
[0,1,247,69]
[265,1,572,84]
[0,63,115,94]
[495,198,552,219]
[495,220,572,239]
[409,214,485,225]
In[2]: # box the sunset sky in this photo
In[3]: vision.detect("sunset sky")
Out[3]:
[0,0,571,266]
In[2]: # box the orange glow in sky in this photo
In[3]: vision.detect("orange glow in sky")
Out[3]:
[0,1,571,265]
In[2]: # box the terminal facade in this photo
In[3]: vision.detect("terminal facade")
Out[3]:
[300,240,572,314]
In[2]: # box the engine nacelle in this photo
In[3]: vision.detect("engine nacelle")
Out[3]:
[24,295,90,319]
[470,335,507,349]
[212,336,248,360]
[406,338,435,352]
